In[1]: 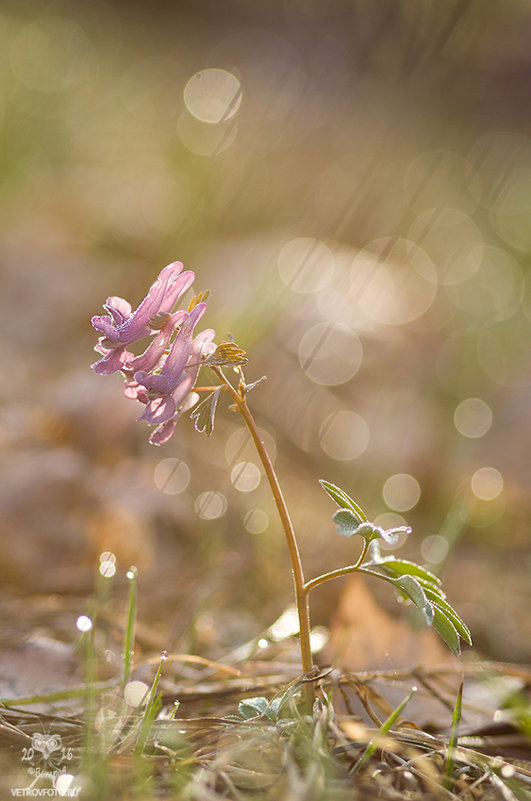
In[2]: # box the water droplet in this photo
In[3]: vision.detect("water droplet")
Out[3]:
[257,638,268,649]
[126,566,138,581]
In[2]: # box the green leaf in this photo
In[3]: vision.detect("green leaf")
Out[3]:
[372,558,442,586]
[393,575,434,625]
[431,604,461,655]
[319,480,368,522]
[332,509,366,537]
[238,696,269,720]
[190,386,222,436]
[417,581,472,645]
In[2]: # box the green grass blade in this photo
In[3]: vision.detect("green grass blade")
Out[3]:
[353,687,417,773]
[135,651,167,755]
[445,679,464,784]
[123,566,138,689]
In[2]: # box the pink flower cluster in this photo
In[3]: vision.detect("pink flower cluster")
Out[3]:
[91,262,215,445]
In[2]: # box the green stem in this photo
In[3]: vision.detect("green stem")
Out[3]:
[212,367,314,708]
[304,541,369,594]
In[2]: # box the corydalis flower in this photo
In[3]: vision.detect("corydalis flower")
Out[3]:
[91,262,194,375]
[91,263,215,445]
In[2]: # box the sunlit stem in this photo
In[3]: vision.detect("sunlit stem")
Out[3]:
[304,541,369,594]
[211,367,314,709]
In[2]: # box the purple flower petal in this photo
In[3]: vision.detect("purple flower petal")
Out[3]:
[123,379,149,403]
[140,395,177,425]
[149,392,200,446]
[124,310,187,375]
[91,263,195,365]
[91,261,216,444]
[104,296,132,325]
[91,344,129,375]
[149,418,178,446]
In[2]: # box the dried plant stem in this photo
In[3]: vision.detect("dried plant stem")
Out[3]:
[212,367,314,708]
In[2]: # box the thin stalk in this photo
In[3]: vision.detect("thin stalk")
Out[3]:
[445,678,464,788]
[212,367,314,708]
[123,566,137,690]
[304,541,369,594]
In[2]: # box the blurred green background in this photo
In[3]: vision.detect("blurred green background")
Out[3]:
[1,0,530,665]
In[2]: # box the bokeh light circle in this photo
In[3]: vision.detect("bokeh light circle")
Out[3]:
[195,491,227,520]
[124,680,150,707]
[154,458,191,495]
[184,68,241,123]
[319,410,369,461]
[243,508,269,534]
[421,535,449,564]
[408,207,484,285]
[298,321,362,386]
[76,615,93,633]
[351,238,437,326]
[454,398,492,438]
[230,461,261,492]
[444,246,523,318]
[383,473,421,512]
[278,237,335,293]
[471,467,503,501]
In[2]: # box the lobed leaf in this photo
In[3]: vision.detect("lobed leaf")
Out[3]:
[190,386,222,436]
[319,480,368,522]
[204,342,248,367]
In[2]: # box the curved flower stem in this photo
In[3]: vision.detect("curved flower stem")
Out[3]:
[303,541,369,594]
[211,367,314,708]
